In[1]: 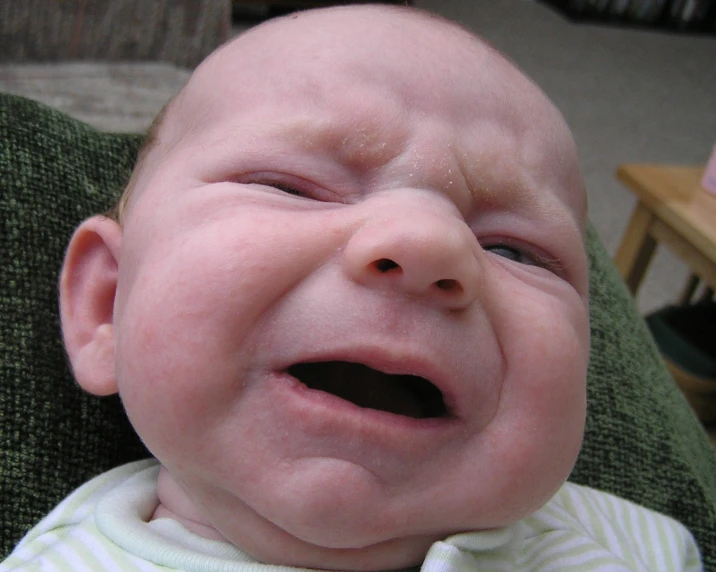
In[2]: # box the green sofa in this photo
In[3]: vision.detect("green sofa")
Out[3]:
[2,92,716,569]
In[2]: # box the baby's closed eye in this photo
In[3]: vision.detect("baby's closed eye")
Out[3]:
[483,241,563,274]
[263,181,304,197]
[485,244,526,263]
[236,172,341,203]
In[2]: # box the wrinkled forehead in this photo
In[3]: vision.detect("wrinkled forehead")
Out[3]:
[155,6,586,226]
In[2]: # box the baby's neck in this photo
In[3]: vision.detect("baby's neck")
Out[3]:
[152,465,226,542]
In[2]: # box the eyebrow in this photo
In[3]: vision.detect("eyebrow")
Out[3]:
[207,115,585,236]
[469,178,583,237]
[454,133,586,234]
[240,111,411,174]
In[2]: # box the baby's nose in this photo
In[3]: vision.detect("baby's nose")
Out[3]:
[343,199,481,310]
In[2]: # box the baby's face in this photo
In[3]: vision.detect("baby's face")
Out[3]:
[113,7,589,570]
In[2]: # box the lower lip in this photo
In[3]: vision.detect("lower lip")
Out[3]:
[269,370,456,437]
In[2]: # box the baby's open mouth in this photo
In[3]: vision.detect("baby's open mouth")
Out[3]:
[287,361,447,419]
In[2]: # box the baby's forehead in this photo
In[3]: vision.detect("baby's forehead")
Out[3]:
[153,6,585,227]
[189,6,521,99]
[176,12,558,145]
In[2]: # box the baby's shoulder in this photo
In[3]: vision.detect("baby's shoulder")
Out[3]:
[0,459,159,571]
[520,482,702,571]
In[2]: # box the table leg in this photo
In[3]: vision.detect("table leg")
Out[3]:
[614,202,657,295]
[679,274,701,305]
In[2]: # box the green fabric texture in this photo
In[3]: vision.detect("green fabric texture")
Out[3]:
[0,93,148,556]
[1,92,715,568]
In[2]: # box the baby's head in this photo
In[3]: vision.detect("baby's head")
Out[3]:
[60,5,589,570]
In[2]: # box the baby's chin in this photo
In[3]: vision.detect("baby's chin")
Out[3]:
[203,464,569,571]
[153,465,445,570]
[210,491,452,570]
[223,525,442,571]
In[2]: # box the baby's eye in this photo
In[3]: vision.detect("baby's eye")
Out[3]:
[265,182,304,197]
[485,244,528,264]
[483,242,560,272]
[236,172,338,202]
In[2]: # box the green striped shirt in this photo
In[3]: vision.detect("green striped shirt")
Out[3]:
[1,460,702,571]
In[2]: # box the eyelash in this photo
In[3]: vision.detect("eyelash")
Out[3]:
[237,173,339,203]
[265,182,304,197]
[483,242,563,273]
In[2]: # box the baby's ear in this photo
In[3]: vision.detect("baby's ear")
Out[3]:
[59,215,123,396]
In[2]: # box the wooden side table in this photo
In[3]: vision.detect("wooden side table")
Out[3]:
[615,164,716,447]
[614,164,716,298]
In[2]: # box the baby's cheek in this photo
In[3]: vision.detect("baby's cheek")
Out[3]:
[113,299,241,452]
[513,316,587,415]
[490,288,587,467]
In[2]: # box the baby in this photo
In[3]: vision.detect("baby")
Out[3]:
[1,4,701,571]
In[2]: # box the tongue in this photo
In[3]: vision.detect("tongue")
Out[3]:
[290,361,426,418]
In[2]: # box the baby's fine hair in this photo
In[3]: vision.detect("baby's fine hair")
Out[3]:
[106,98,174,224]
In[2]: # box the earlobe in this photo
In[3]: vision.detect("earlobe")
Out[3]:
[59,216,123,396]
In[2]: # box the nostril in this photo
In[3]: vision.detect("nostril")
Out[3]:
[435,279,462,293]
[374,258,400,273]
